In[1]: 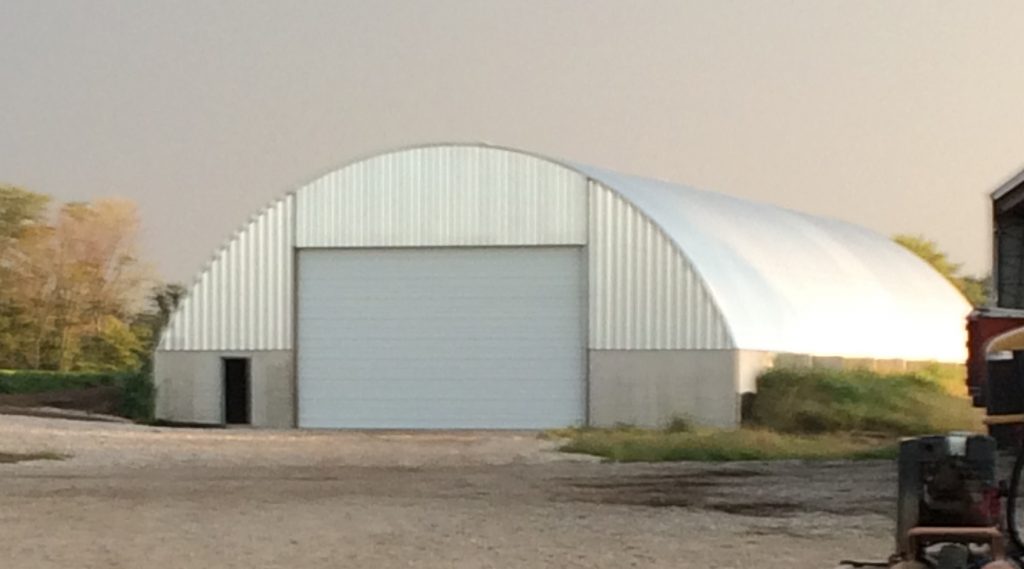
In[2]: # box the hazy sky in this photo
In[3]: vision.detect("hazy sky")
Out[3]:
[2,1,1023,281]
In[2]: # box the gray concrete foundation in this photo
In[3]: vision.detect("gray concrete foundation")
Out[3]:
[588,350,744,428]
[154,350,294,427]
[154,347,963,430]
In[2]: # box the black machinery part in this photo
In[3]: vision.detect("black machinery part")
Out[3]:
[1009,447,1024,554]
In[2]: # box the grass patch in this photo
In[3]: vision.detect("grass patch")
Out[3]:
[555,426,897,462]
[910,362,969,396]
[0,451,67,464]
[747,368,982,436]
[552,368,980,463]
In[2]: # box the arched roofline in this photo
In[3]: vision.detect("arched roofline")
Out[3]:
[163,142,740,350]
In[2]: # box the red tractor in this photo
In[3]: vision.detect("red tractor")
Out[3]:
[879,310,1024,569]
[854,174,1024,568]
[967,308,1024,447]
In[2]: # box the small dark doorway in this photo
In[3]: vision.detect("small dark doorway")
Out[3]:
[223,358,250,425]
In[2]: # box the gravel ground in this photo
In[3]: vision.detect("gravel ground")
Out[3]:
[0,415,895,568]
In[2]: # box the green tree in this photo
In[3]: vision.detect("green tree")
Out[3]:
[960,275,991,309]
[0,186,51,368]
[131,282,186,365]
[894,234,989,307]
[150,283,186,330]
[0,185,49,242]
[76,315,146,372]
[48,199,152,370]
[0,191,157,371]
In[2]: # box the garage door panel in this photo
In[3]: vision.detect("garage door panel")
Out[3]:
[300,401,582,430]
[299,365,584,381]
[298,329,582,340]
[298,378,583,397]
[299,341,580,354]
[299,345,581,361]
[297,247,586,429]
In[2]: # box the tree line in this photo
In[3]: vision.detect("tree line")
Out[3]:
[0,186,183,372]
[893,234,989,307]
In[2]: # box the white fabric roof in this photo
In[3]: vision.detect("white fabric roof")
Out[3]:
[575,164,972,361]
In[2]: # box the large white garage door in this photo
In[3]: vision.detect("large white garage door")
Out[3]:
[296,247,586,429]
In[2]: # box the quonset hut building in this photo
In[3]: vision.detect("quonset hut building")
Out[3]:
[155,144,972,429]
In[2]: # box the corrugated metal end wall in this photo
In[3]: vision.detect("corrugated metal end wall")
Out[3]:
[296,146,588,247]
[588,181,733,350]
[157,145,735,353]
[159,195,295,351]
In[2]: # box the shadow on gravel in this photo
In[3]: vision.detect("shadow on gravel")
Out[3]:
[554,467,883,517]
[557,469,777,510]
[710,502,804,516]
[0,452,65,464]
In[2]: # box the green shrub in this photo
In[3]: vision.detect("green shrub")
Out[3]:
[118,372,154,423]
[552,367,979,463]
[746,368,982,436]
[910,362,969,396]
[0,370,120,393]
[0,369,154,422]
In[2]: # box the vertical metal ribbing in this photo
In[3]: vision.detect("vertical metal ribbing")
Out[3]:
[588,181,733,350]
[158,196,295,351]
[283,194,294,348]
[294,146,588,248]
[161,146,732,354]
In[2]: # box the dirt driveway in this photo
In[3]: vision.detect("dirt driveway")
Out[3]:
[0,415,894,568]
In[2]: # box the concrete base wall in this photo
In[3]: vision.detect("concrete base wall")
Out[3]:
[154,347,959,430]
[154,350,294,428]
[585,349,951,429]
[588,350,744,428]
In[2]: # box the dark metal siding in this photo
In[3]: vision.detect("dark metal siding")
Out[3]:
[997,215,1024,308]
